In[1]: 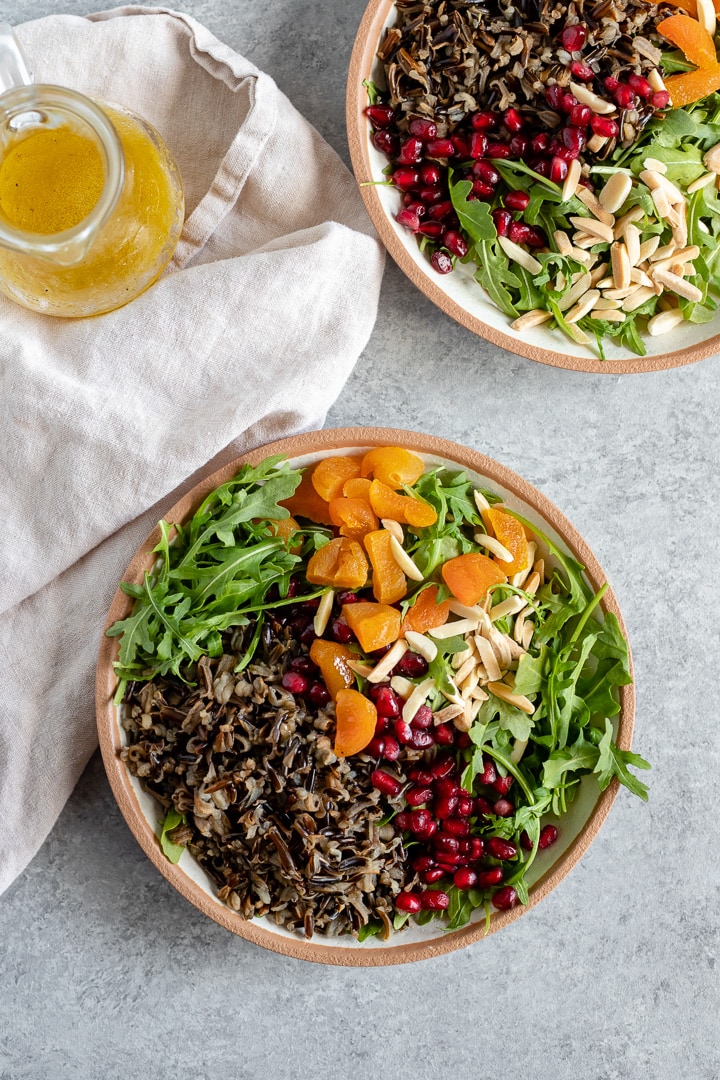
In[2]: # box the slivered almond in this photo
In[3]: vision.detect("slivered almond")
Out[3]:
[460,669,480,699]
[561,321,591,346]
[697,0,716,34]
[647,308,685,336]
[570,247,596,266]
[573,233,602,250]
[565,289,600,322]
[662,244,699,266]
[367,639,408,683]
[473,489,490,513]
[533,558,545,582]
[651,268,703,302]
[451,645,473,669]
[470,686,489,703]
[687,171,715,193]
[594,297,623,310]
[522,620,535,650]
[509,738,529,764]
[475,635,503,682]
[621,285,656,312]
[487,681,535,715]
[630,268,653,287]
[587,133,608,153]
[489,595,527,622]
[625,224,641,267]
[649,185,672,219]
[473,533,513,562]
[453,654,477,686]
[433,703,465,725]
[510,309,552,332]
[599,172,632,214]
[488,630,513,671]
[613,206,643,239]
[611,242,631,289]
[557,273,592,311]
[596,276,615,290]
[590,263,609,286]
[575,185,615,226]
[347,659,374,678]
[381,517,404,543]
[648,68,668,93]
[603,285,638,300]
[524,571,541,595]
[404,630,438,663]
[448,599,486,621]
[649,242,678,263]
[510,541,536,588]
[570,216,614,244]
[389,534,424,581]
[313,589,335,637]
[498,235,542,274]
[703,142,720,174]
[569,81,616,114]
[513,608,530,644]
[430,618,479,639]
[554,229,574,256]
[638,235,660,262]
[596,309,626,322]
[643,157,667,174]
[402,677,436,725]
[562,158,582,200]
[640,169,685,206]
[390,675,414,699]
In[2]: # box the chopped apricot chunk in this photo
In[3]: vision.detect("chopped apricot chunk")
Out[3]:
[401,585,450,634]
[361,446,426,488]
[364,529,407,605]
[368,479,437,528]
[664,63,720,106]
[441,552,507,607]
[309,639,356,700]
[484,508,530,576]
[657,14,717,67]
[306,537,369,590]
[343,476,373,500]
[328,496,379,541]
[342,601,402,653]
[280,471,332,525]
[334,688,377,756]
[311,455,362,503]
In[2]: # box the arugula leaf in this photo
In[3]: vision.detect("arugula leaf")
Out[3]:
[449,176,496,242]
[593,720,651,801]
[159,808,187,863]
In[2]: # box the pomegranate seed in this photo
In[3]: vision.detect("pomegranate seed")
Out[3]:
[475,867,504,887]
[531,132,550,153]
[520,831,533,851]
[394,719,413,745]
[434,724,455,745]
[452,134,470,157]
[374,716,389,736]
[410,729,435,750]
[396,208,421,232]
[526,226,547,249]
[398,137,423,165]
[561,93,578,113]
[434,776,460,798]
[469,131,488,158]
[372,130,399,156]
[627,74,653,100]
[456,795,475,817]
[434,833,460,856]
[487,837,518,860]
[570,60,594,81]
[408,767,434,784]
[300,622,317,644]
[444,230,469,258]
[556,145,580,162]
[367,736,385,758]
[471,179,494,198]
[371,770,402,797]
[365,104,395,128]
[394,811,412,831]
[472,159,501,184]
[409,809,433,834]
[419,219,446,239]
[504,189,530,211]
[590,115,619,138]
[373,686,400,718]
[613,84,636,109]
[423,868,447,884]
[336,590,359,606]
[412,855,435,872]
[419,186,444,205]
[431,249,453,274]
[469,838,485,859]
[560,24,587,50]
[453,868,478,890]
[493,798,515,817]
[569,103,592,127]
[282,672,307,694]
[419,891,450,911]
[492,208,512,237]
[403,200,426,219]
[426,138,455,157]
[392,167,421,191]
[493,775,514,796]
[435,795,459,819]
[475,796,493,817]
[418,819,437,839]
[545,85,564,110]
[382,735,400,761]
[396,891,422,913]
[503,107,524,132]
[406,785,433,807]
[411,705,434,729]
[604,76,620,93]
[409,117,438,140]
[652,91,670,110]
[534,159,551,177]
[550,156,568,183]
[471,110,498,130]
[479,759,498,786]
[393,652,429,678]
[427,200,453,220]
[509,135,528,158]
[430,757,456,780]
[486,141,511,159]
[420,163,441,186]
[444,817,470,837]
[456,733,471,748]
[331,617,353,644]
[492,885,518,911]
[289,656,316,675]
[307,682,330,707]
[539,824,559,849]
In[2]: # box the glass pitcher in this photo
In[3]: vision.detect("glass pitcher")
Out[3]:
[0,25,184,317]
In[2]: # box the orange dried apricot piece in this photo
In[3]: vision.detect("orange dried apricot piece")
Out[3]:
[280,471,333,525]
[401,585,450,635]
[328,496,379,541]
[342,601,402,653]
[334,688,377,757]
[311,455,362,503]
[343,476,373,500]
[484,508,530,576]
[368,479,438,528]
[361,446,425,488]
[657,14,717,67]
[441,552,507,607]
[662,0,720,16]
[306,537,368,590]
[364,529,407,605]
[268,515,302,554]
[664,63,720,106]
[309,639,356,701]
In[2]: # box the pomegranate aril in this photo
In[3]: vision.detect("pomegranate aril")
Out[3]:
[604,76,620,93]
[426,138,455,157]
[486,141,511,159]
[331,617,353,644]
[469,131,488,158]
[493,798,515,817]
[556,145,580,162]
[539,824,559,849]
[560,24,587,50]
[382,736,400,761]
[443,817,470,837]
[563,126,585,154]
[570,60,594,81]
[434,833,460,855]
[396,891,422,913]
[392,167,421,191]
[430,757,456,780]
[419,891,450,911]
[393,652,429,678]
[289,656,316,675]
[406,785,433,807]
[419,220,446,239]
[472,159,501,184]
[534,159,551,178]
[476,867,504,887]
[411,705,434,730]
[545,84,565,110]
[550,156,568,183]
[371,770,402,797]
[409,117,438,140]
[627,73,653,100]
[503,107,524,132]
[453,867,478,890]
[486,837,518,860]
[590,115,618,138]
[394,811,412,831]
[509,135,528,158]
[479,759,498,786]
[456,795,475,817]
[491,885,518,911]
[520,830,533,851]
[471,179,494,198]
[423,868,448,884]
[365,104,395,128]
[282,672,307,694]
[471,110,498,130]
[419,185,444,204]
[431,250,453,274]
[435,795,459,819]
[410,729,435,750]
[526,226,547,249]
[375,686,401,718]
[504,189,530,211]
[403,199,426,218]
[456,732,471,748]
[469,838,485,859]
[475,796,494,817]
[307,682,330,707]
[444,230,468,258]
[427,200,453,220]
[408,767,434,784]
[336,590,359,606]
[561,93,578,113]
[394,719,413,745]
[434,723,455,745]
[409,808,433,834]
[373,130,398,156]
[367,736,385,758]
[531,132,550,153]
[492,208,512,237]
[493,775,514,796]
[398,137,423,164]
[652,91,670,110]
[434,776,460,798]
[417,819,437,839]
[420,161,442,185]
[613,84,635,109]
[452,134,470,157]
[299,624,317,645]
[396,208,421,232]
[569,103,592,127]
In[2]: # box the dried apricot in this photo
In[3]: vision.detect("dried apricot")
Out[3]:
[401,585,450,634]
[280,471,333,525]
[342,601,402,653]
[328,496,379,541]
[343,476,373,500]
[267,515,303,554]
[306,537,369,590]
[368,479,438,528]
[664,63,720,106]
[311,455,362,503]
[309,639,356,700]
[361,446,426,488]
[364,529,407,605]
[334,688,377,756]
[657,14,717,67]
[441,552,507,607]
[484,508,530,576]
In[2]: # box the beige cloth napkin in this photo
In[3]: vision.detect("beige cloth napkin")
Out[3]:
[0,7,384,895]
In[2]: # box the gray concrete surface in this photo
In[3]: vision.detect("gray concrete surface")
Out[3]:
[1,1,719,1078]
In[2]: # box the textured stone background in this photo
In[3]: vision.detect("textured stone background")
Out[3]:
[1,2,719,1078]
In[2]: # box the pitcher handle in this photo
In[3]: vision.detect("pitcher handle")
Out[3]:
[0,24,32,93]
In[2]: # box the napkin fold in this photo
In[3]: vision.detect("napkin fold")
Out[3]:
[0,7,384,895]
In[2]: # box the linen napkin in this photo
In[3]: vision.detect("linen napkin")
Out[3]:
[0,6,384,895]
